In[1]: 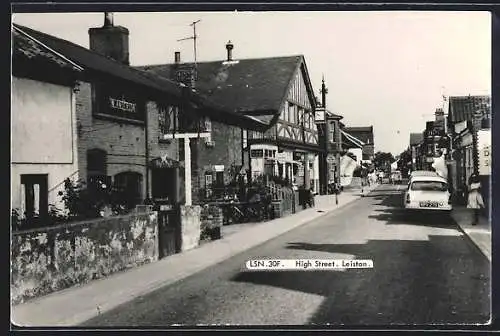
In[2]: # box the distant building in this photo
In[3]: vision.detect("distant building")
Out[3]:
[139,45,322,193]
[447,95,491,208]
[409,132,424,171]
[343,126,375,161]
[12,15,265,222]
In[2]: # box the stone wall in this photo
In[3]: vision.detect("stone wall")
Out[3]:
[11,211,158,305]
[179,205,202,252]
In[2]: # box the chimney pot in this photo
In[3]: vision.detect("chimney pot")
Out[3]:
[104,12,114,27]
[175,51,181,64]
[226,40,234,61]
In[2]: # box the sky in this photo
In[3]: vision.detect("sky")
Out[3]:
[12,11,491,155]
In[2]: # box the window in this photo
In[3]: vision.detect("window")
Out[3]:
[158,105,178,134]
[87,149,109,189]
[411,180,448,192]
[251,149,264,158]
[242,130,248,148]
[283,103,289,122]
[205,173,213,198]
[288,103,294,123]
[20,174,48,221]
[114,172,143,209]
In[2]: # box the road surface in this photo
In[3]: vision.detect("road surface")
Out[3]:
[81,183,490,327]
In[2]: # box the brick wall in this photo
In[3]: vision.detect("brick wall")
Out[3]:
[193,120,243,203]
[11,211,158,305]
[146,101,179,162]
[75,81,148,199]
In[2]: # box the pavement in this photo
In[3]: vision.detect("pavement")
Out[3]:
[450,206,491,261]
[11,183,379,327]
[78,183,489,326]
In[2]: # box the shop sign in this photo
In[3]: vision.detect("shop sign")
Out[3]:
[478,130,491,175]
[214,165,225,172]
[109,97,136,113]
[276,152,287,161]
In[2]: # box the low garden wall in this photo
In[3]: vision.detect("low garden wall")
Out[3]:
[11,211,158,305]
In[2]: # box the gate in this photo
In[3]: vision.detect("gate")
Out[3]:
[156,203,181,259]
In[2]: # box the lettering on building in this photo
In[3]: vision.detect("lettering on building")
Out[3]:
[109,97,136,113]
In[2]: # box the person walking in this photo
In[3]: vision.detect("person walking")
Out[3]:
[467,174,485,225]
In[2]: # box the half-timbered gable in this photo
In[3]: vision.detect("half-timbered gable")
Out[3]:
[137,51,320,189]
[276,62,319,148]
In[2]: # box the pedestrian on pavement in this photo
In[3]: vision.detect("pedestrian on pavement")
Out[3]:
[467,174,485,226]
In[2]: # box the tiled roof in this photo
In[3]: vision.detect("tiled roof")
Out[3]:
[13,23,184,100]
[12,27,81,72]
[136,55,305,123]
[12,24,268,130]
[409,133,423,146]
[344,126,374,145]
[448,95,491,124]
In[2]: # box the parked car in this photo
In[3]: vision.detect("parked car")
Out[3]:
[404,175,452,213]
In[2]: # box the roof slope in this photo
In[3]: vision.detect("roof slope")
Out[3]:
[12,24,268,130]
[13,23,183,99]
[409,133,423,146]
[12,27,82,72]
[137,55,303,116]
[448,95,491,123]
[344,126,374,145]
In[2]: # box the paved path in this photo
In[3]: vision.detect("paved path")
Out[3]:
[12,186,376,327]
[79,184,490,326]
[450,206,491,261]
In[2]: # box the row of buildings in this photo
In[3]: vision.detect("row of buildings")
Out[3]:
[407,95,491,210]
[11,13,375,225]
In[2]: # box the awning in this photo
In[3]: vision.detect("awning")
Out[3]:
[341,130,365,148]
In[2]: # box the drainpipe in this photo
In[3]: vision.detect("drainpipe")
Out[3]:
[145,102,150,200]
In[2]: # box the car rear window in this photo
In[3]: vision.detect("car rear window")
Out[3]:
[411,181,448,191]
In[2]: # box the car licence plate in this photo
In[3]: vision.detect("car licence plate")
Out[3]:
[419,201,439,207]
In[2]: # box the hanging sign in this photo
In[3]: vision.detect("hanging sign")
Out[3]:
[315,107,326,123]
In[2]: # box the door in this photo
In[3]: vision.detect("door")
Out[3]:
[20,174,48,227]
[152,167,181,258]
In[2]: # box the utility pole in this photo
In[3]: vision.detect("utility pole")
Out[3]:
[177,19,201,88]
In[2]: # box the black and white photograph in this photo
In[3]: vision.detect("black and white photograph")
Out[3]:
[10,9,492,328]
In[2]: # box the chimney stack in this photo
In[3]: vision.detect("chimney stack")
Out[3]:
[89,12,130,65]
[174,51,181,64]
[226,40,234,61]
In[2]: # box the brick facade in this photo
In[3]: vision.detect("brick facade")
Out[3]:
[75,81,149,200]
[192,120,244,204]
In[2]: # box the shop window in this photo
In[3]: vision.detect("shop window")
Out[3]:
[114,171,143,209]
[251,149,264,158]
[20,174,48,221]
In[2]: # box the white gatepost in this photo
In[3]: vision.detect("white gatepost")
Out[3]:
[160,132,211,206]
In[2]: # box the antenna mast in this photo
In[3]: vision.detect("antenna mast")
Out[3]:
[177,19,201,88]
